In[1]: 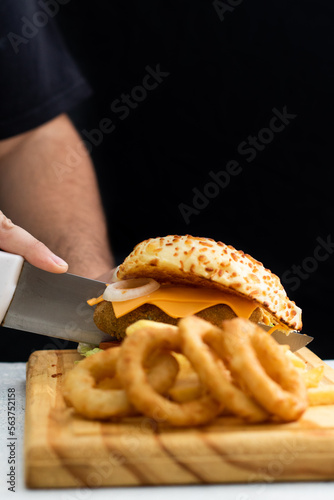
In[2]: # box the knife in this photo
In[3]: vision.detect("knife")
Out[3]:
[0,251,113,345]
[261,324,314,352]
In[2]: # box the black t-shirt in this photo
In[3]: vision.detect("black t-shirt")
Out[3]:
[57,0,334,358]
[0,0,91,139]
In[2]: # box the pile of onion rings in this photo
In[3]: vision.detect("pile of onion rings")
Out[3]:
[205,317,308,421]
[63,316,309,426]
[63,341,179,419]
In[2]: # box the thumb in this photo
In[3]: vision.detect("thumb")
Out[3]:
[0,211,68,273]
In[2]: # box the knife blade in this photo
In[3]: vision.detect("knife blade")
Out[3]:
[0,251,112,345]
[260,324,314,352]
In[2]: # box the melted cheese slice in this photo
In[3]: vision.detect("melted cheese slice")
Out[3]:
[111,286,258,319]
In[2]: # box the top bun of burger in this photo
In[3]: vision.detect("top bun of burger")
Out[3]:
[116,235,302,331]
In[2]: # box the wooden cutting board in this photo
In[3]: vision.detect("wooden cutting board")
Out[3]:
[25,348,334,488]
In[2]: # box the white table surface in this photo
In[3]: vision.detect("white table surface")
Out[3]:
[1,360,334,500]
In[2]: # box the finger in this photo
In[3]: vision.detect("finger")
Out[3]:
[0,211,68,273]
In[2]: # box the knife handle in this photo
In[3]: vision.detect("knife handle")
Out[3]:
[0,251,24,323]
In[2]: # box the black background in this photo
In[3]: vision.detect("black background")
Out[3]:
[2,0,334,360]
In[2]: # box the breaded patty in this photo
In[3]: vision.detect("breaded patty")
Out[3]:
[93,300,265,340]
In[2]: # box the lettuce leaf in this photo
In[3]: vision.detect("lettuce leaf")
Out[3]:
[77,343,103,358]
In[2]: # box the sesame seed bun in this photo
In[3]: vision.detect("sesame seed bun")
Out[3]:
[117,235,302,331]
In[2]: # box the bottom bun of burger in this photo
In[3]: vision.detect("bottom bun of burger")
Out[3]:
[92,234,302,340]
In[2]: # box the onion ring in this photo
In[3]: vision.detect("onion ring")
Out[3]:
[116,324,222,426]
[63,346,179,420]
[206,317,308,422]
[103,278,160,302]
[179,316,269,422]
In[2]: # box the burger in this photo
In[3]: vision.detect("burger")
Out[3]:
[89,235,302,341]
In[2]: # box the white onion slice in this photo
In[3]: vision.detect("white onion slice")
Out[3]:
[103,278,160,302]
[110,265,121,283]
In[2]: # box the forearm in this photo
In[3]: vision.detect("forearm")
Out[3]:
[0,114,114,278]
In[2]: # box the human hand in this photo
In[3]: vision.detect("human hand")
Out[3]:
[0,211,68,273]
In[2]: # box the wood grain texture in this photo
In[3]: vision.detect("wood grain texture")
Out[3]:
[24,348,334,489]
